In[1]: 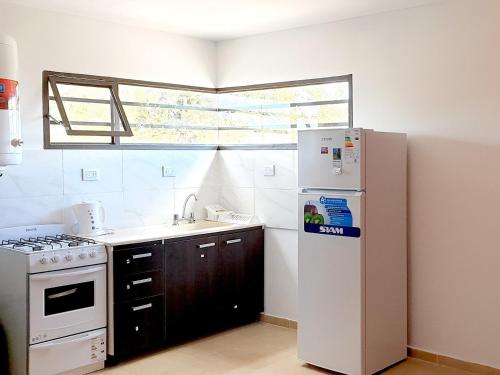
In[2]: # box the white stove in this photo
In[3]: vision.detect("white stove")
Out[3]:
[0,224,107,375]
[0,224,107,273]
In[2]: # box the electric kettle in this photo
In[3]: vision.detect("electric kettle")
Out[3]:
[72,201,107,236]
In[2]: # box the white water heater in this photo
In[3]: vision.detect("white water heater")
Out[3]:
[0,34,22,173]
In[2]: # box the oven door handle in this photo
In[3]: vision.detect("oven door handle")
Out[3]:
[47,288,78,299]
[30,330,103,351]
[30,266,105,281]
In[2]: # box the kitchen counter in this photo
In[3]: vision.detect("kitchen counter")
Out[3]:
[88,221,264,246]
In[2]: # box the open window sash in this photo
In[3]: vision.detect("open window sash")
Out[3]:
[48,74,133,137]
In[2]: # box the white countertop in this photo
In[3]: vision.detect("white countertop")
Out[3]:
[87,221,264,247]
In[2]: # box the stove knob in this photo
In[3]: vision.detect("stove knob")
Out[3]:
[39,256,48,264]
[50,255,60,263]
[65,253,73,261]
[79,253,87,259]
[89,250,97,258]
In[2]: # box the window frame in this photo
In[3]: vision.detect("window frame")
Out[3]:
[48,74,133,137]
[43,71,353,150]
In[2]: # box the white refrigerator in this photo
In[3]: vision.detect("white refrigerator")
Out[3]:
[297,128,407,375]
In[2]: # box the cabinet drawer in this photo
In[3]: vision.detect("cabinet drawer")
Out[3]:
[115,295,165,355]
[115,270,164,302]
[114,241,163,275]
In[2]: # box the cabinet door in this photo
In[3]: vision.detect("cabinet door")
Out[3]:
[165,236,219,342]
[114,295,165,358]
[218,232,246,315]
[218,229,264,324]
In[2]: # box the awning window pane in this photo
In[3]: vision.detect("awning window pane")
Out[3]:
[121,128,218,144]
[119,85,217,108]
[123,105,219,128]
[49,125,112,144]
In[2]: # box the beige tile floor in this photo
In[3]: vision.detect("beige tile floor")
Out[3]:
[97,323,476,375]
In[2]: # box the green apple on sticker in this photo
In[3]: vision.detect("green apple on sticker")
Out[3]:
[311,214,324,224]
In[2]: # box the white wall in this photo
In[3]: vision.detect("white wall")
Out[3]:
[217,0,500,369]
[0,2,218,229]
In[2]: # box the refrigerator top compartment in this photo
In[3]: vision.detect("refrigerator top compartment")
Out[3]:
[298,128,365,191]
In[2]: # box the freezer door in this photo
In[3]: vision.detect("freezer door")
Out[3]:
[298,128,364,190]
[298,191,365,375]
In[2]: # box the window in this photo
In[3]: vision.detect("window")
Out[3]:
[43,71,352,149]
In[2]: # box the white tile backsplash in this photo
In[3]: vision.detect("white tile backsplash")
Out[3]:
[0,150,63,199]
[218,150,255,188]
[255,188,298,230]
[220,186,255,215]
[174,150,219,188]
[63,150,123,195]
[0,195,64,228]
[254,150,297,189]
[0,148,298,231]
[123,189,175,227]
[123,150,175,191]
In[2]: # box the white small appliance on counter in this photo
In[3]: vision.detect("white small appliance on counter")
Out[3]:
[297,128,407,375]
[73,201,110,236]
[205,204,259,225]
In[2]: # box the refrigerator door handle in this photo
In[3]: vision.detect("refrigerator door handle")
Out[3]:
[300,189,364,197]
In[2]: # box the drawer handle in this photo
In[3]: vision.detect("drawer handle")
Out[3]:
[132,252,152,260]
[132,277,152,286]
[225,238,242,245]
[197,242,216,249]
[132,303,152,312]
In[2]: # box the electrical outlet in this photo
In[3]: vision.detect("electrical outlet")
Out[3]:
[263,164,275,176]
[162,166,176,177]
[82,168,100,181]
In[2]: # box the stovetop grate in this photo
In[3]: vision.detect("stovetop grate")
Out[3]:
[1,234,97,252]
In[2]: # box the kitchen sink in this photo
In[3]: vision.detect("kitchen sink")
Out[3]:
[170,220,233,232]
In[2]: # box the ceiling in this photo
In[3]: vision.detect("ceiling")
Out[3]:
[4,0,441,40]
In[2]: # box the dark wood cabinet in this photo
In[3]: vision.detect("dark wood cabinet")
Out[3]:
[217,229,264,326]
[112,241,165,359]
[110,227,264,360]
[165,235,219,342]
[165,228,264,343]
[114,295,165,357]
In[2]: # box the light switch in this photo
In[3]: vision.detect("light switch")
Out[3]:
[263,164,275,176]
[162,166,176,177]
[82,168,100,181]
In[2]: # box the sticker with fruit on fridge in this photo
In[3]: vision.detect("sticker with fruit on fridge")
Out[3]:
[303,196,361,238]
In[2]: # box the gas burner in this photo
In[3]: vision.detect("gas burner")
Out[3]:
[0,232,98,253]
[1,239,44,252]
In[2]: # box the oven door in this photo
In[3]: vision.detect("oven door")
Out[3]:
[29,264,106,343]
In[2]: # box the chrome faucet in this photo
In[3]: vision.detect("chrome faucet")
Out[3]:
[173,193,198,225]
